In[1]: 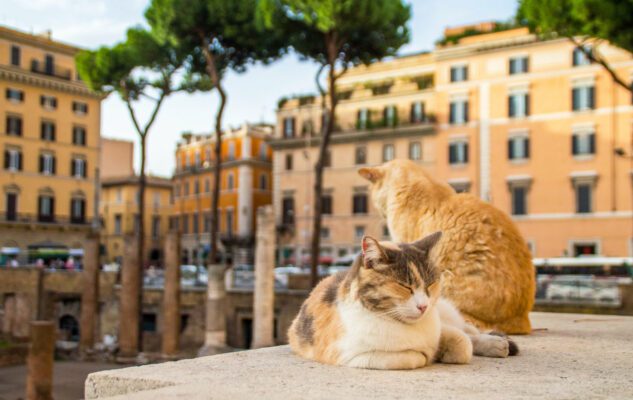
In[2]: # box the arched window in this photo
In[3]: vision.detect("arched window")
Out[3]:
[38,187,55,223]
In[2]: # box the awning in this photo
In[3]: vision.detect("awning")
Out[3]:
[69,248,84,256]
[1,247,20,255]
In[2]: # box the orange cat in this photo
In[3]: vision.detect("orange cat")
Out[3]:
[359,160,535,334]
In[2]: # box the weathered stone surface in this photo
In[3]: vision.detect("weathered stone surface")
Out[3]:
[85,312,633,399]
[118,235,140,359]
[161,232,180,357]
[26,321,54,400]
[81,234,100,355]
[252,206,275,349]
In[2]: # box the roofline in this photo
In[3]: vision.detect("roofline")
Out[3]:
[0,25,83,56]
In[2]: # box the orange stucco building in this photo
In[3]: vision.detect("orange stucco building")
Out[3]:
[172,124,273,264]
[272,24,633,261]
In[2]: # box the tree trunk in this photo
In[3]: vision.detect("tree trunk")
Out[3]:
[137,133,147,352]
[310,37,339,288]
[201,44,227,265]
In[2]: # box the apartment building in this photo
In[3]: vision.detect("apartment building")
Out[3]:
[271,24,633,261]
[100,175,173,265]
[0,26,102,265]
[100,138,134,179]
[172,124,273,264]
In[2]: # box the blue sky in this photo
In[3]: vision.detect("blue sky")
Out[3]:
[1,0,518,176]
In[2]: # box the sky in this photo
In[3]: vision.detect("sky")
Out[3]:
[1,0,518,177]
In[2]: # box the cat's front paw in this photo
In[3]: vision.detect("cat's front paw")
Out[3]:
[474,334,510,358]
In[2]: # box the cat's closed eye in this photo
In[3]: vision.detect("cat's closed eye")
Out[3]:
[399,283,414,295]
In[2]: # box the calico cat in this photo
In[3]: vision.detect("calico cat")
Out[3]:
[288,232,517,370]
[358,160,535,334]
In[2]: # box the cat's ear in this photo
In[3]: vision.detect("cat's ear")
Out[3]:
[412,231,442,252]
[361,235,385,269]
[358,167,384,183]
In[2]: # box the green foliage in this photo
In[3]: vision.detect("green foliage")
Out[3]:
[435,21,523,46]
[259,0,411,67]
[146,0,287,75]
[76,27,210,102]
[411,74,434,90]
[518,0,633,54]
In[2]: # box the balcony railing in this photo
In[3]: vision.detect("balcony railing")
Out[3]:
[30,59,72,81]
[0,212,88,226]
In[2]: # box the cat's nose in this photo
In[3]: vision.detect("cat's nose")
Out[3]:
[417,304,427,313]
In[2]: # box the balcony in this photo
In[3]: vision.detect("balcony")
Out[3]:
[0,212,89,227]
[30,59,72,81]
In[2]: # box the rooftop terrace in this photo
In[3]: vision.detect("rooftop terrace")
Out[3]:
[86,312,633,399]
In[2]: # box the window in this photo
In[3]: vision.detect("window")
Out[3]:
[41,121,56,141]
[511,186,527,216]
[352,193,368,214]
[509,56,529,75]
[203,213,211,233]
[6,88,24,102]
[383,144,395,162]
[193,213,199,234]
[320,227,330,239]
[321,195,332,215]
[573,46,591,66]
[450,65,468,82]
[357,108,369,130]
[355,146,367,165]
[573,242,597,256]
[354,226,365,239]
[378,226,389,240]
[184,182,189,196]
[410,102,425,123]
[301,120,314,136]
[151,216,161,238]
[70,198,86,223]
[508,135,530,160]
[142,313,157,332]
[195,150,201,166]
[38,195,55,222]
[449,141,469,164]
[449,99,468,124]
[409,142,422,161]
[72,101,88,115]
[40,95,57,109]
[572,84,595,111]
[153,192,160,207]
[5,193,18,221]
[572,130,596,156]
[508,92,529,118]
[114,214,122,234]
[259,142,268,159]
[575,183,592,213]
[39,153,56,175]
[227,173,234,190]
[6,115,22,136]
[72,126,86,146]
[182,214,189,234]
[10,45,20,66]
[228,142,236,160]
[449,180,471,193]
[194,180,200,195]
[116,189,122,203]
[283,117,295,138]
[259,174,268,190]
[282,197,294,225]
[71,158,87,178]
[4,149,22,171]
[383,105,396,127]
[204,179,210,193]
[45,54,54,75]
[226,209,234,235]
[285,153,293,170]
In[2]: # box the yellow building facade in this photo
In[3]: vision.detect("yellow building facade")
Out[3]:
[100,175,173,266]
[0,26,101,265]
[272,24,633,261]
[172,124,273,264]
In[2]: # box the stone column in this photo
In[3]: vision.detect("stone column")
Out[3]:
[198,264,228,356]
[26,321,54,400]
[252,206,276,349]
[118,235,140,361]
[161,231,180,359]
[80,233,100,358]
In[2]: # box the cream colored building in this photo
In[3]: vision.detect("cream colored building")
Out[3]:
[100,138,134,179]
[0,26,102,265]
[271,24,633,262]
[100,175,173,265]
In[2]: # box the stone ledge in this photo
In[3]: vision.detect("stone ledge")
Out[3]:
[85,312,633,399]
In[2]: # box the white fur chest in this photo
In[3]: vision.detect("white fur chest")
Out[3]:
[335,300,441,364]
